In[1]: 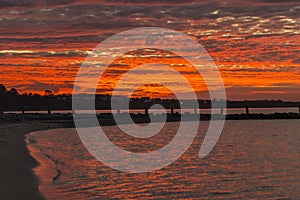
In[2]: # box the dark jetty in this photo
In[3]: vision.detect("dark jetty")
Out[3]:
[0,112,298,125]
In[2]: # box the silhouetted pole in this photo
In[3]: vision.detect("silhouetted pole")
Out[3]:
[245,105,249,115]
[47,97,52,115]
[47,99,51,114]
[48,107,51,115]
[116,107,120,115]
[193,100,198,115]
[45,90,53,115]
[170,104,174,115]
[144,106,149,116]
[220,106,224,115]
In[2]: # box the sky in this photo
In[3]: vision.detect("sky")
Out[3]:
[0,0,299,100]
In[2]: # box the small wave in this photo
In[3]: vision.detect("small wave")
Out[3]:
[26,130,64,198]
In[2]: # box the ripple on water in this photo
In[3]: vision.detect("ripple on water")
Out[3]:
[27,120,300,199]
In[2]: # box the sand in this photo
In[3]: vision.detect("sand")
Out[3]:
[0,121,73,200]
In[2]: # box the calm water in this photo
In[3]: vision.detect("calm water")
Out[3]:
[27,120,300,199]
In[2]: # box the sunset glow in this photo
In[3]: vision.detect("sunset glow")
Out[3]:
[0,0,299,100]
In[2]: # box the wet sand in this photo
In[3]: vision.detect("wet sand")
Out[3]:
[0,121,72,200]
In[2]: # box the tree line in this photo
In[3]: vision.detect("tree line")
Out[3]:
[0,84,299,113]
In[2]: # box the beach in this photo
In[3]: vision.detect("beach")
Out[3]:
[0,120,72,200]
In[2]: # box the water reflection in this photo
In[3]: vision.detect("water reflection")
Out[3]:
[28,120,300,199]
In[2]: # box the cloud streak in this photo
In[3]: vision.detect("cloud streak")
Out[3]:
[0,0,299,100]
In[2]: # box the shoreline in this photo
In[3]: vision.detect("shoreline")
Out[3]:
[0,121,73,200]
[26,129,67,200]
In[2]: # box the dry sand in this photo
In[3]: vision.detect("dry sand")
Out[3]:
[0,121,73,200]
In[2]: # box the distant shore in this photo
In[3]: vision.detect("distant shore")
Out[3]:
[0,111,299,124]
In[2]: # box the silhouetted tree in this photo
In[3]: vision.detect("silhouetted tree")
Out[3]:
[45,90,54,96]
[0,84,7,113]
[0,84,7,95]
[9,88,19,96]
[0,83,299,114]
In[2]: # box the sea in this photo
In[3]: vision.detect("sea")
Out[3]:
[26,120,300,200]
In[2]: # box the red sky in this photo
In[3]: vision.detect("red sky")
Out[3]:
[0,0,299,100]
